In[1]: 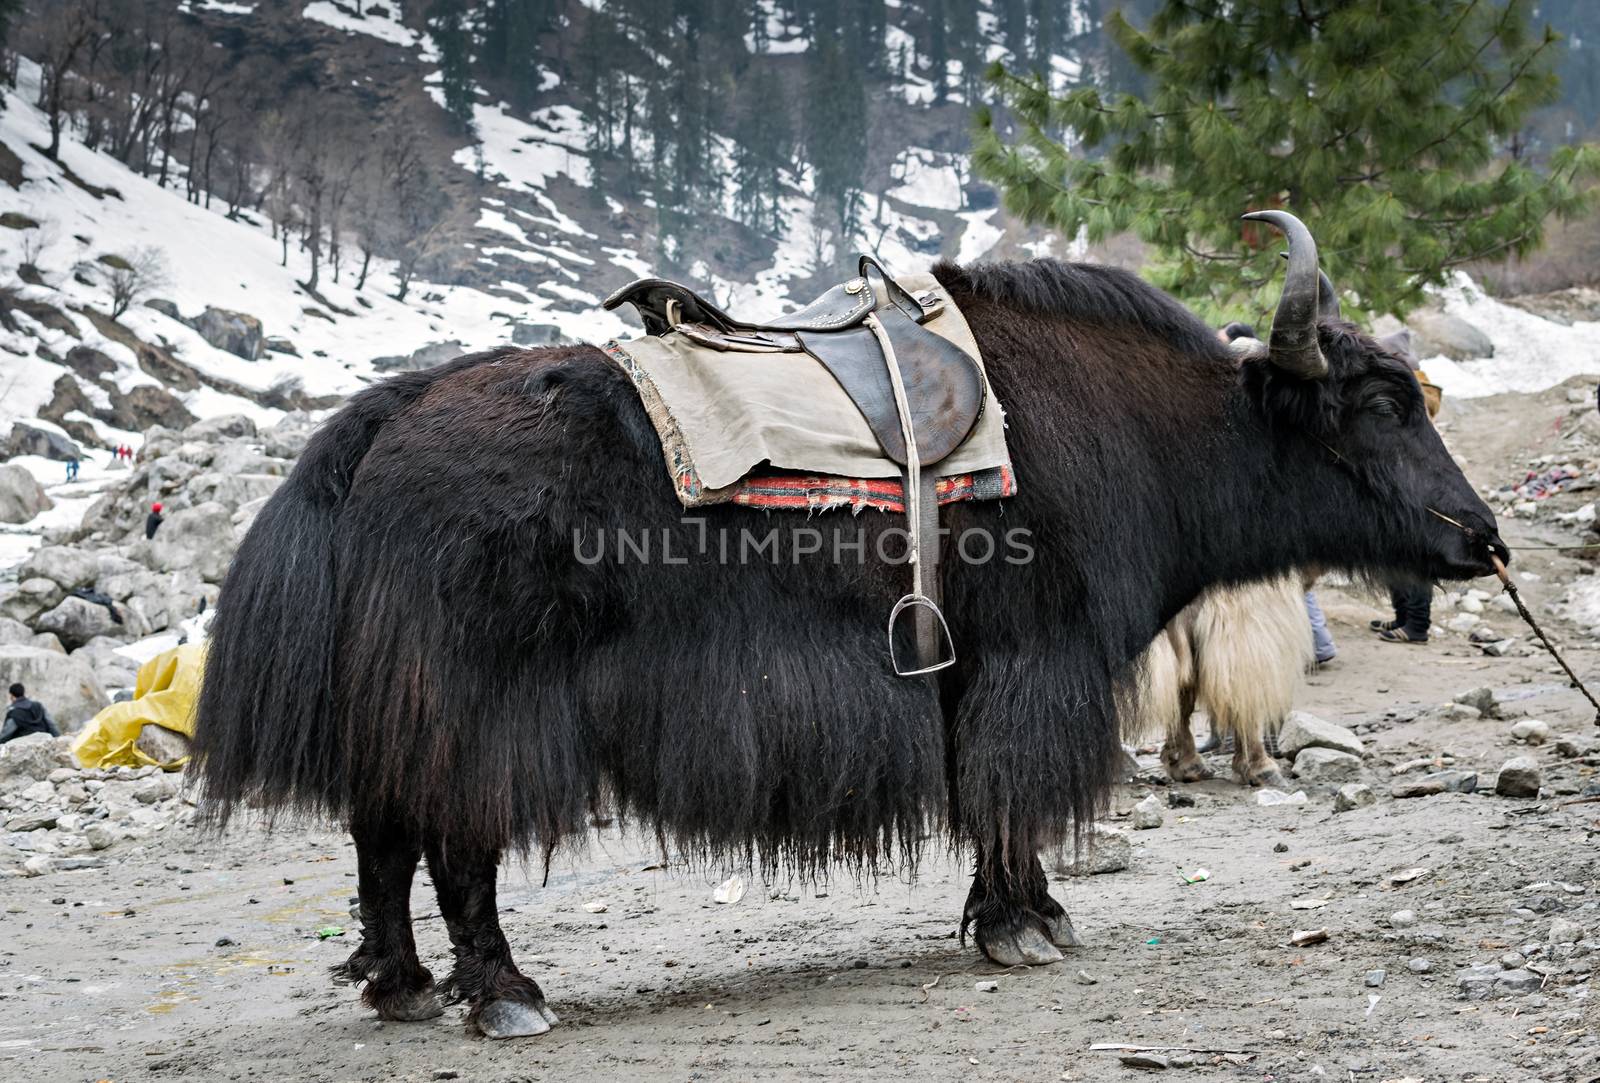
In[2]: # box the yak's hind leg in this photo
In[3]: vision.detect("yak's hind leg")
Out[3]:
[426,841,557,1039]
[331,819,442,1021]
[963,847,1072,966]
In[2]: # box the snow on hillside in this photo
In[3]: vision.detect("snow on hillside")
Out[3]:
[1416,273,1600,399]
[0,59,627,445]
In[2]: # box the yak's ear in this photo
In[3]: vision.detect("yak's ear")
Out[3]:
[1378,329,1416,363]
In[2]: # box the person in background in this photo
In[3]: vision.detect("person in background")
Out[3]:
[2,684,59,744]
[1219,320,1337,664]
[1373,331,1442,644]
[145,502,165,539]
[65,458,79,481]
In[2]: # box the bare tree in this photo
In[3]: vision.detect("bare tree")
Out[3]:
[105,246,168,319]
[28,1,100,161]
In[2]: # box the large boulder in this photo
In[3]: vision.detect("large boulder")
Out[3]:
[0,732,73,784]
[373,340,464,373]
[0,617,40,646]
[0,578,64,625]
[6,420,82,462]
[0,645,108,729]
[32,596,123,650]
[145,500,235,581]
[208,443,288,477]
[193,308,264,361]
[0,462,52,524]
[19,546,100,590]
[71,636,140,690]
[183,414,258,442]
[186,472,284,511]
[1405,309,1494,361]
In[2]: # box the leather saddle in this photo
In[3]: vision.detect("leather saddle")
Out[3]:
[604,256,987,676]
[604,256,986,472]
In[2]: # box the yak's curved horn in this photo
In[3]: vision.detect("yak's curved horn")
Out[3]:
[1317,270,1341,321]
[1278,253,1344,322]
[1243,210,1329,379]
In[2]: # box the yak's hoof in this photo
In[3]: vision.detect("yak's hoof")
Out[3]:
[476,997,555,1039]
[1166,756,1214,784]
[377,984,445,1022]
[1045,912,1082,949]
[1240,766,1287,789]
[979,922,1064,967]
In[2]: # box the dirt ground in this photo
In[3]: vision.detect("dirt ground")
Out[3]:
[8,382,1600,1083]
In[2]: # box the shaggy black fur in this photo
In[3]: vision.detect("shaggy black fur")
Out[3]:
[192,256,1503,996]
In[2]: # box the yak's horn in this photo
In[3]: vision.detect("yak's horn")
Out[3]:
[1243,210,1329,379]
[1279,253,1344,321]
[1318,270,1341,321]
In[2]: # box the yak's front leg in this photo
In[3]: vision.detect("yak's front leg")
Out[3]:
[425,841,557,1039]
[963,848,1074,966]
[331,818,442,1021]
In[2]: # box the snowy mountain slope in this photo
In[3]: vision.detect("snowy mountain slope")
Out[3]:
[0,60,630,446]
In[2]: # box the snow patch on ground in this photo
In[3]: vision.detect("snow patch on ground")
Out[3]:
[1419,274,1600,399]
[302,1,421,48]
[955,210,1004,265]
[887,150,963,212]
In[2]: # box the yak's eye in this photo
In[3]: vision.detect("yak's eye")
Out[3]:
[1367,397,1402,418]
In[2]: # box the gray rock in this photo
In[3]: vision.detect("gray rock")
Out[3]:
[6,420,81,462]
[185,472,283,511]
[144,297,183,322]
[84,823,115,850]
[0,463,53,524]
[182,414,258,442]
[1495,969,1544,995]
[1279,712,1365,758]
[1392,770,1478,799]
[372,339,464,373]
[134,725,190,767]
[32,596,121,651]
[1510,719,1552,745]
[1406,308,1494,360]
[1291,747,1363,783]
[132,773,180,803]
[1555,735,1599,759]
[1453,686,1499,717]
[193,307,264,361]
[263,335,299,356]
[1131,793,1164,829]
[1061,823,1131,876]
[1551,917,1585,944]
[1333,783,1376,813]
[19,546,100,590]
[1364,969,1386,988]
[1495,756,1542,798]
[0,733,71,782]
[0,646,108,729]
[6,810,57,832]
[1457,963,1501,999]
[1408,957,1434,974]
[0,578,63,626]
[145,501,236,581]
[973,980,998,993]
[0,617,40,646]
[510,321,562,347]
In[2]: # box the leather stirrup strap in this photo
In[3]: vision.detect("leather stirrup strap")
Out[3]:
[868,313,955,677]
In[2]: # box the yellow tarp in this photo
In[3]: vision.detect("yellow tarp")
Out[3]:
[72,643,204,770]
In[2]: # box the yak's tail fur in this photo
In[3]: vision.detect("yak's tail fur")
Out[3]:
[1120,573,1312,750]
[190,351,506,823]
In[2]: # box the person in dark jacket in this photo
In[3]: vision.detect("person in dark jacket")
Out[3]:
[145,502,164,539]
[2,684,60,744]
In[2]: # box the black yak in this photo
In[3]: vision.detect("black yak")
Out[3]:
[192,212,1504,1037]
